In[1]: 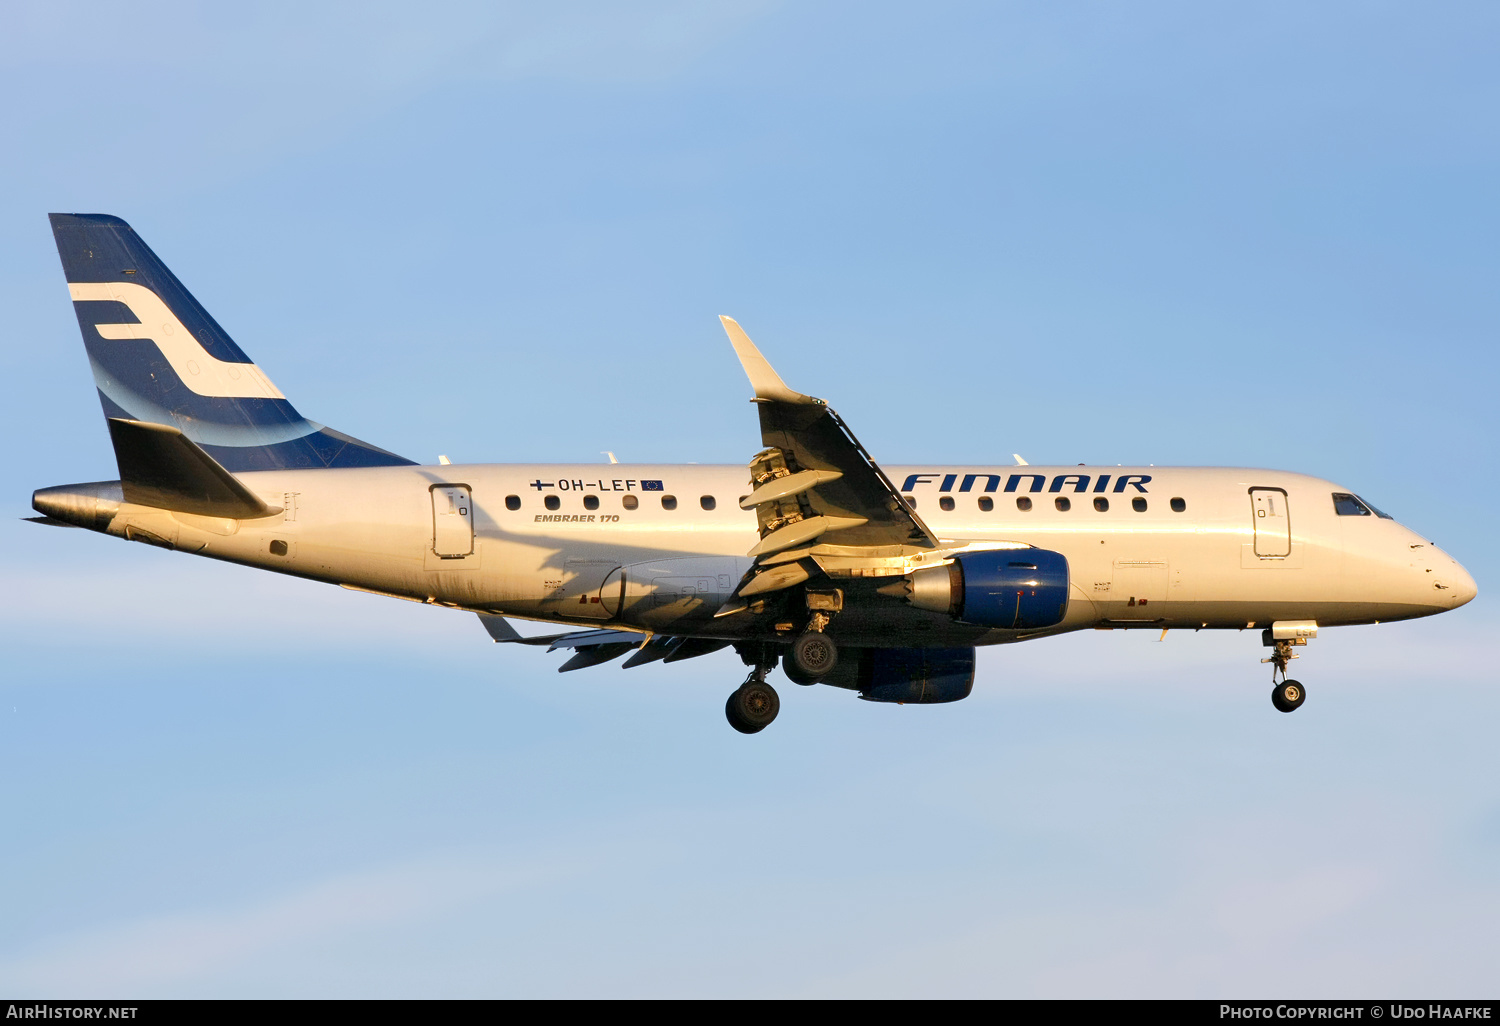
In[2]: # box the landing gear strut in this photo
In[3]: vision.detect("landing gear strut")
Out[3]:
[786,589,842,684]
[1262,627,1311,714]
[728,643,780,734]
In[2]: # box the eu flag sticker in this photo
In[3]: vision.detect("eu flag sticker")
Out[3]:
[641,480,664,491]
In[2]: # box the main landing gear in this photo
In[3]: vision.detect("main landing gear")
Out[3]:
[727,643,780,734]
[783,589,842,686]
[726,677,780,734]
[1262,627,1311,714]
[723,592,843,733]
[785,631,838,685]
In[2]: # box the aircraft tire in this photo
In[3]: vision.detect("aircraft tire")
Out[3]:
[1271,680,1306,713]
[782,658,820,686]
[726,681,780,734]
[790,632,838,682]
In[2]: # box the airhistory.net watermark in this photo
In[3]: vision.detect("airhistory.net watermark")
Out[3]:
[5,1007,138,1020]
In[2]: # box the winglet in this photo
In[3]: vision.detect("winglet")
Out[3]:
[476,612,522,642]
[719,316,821,405]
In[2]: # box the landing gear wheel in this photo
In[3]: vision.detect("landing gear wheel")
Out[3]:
[1272,679,1306,713]
[790,632,838,682]
[782,658,820,686]
[726,681,780,734]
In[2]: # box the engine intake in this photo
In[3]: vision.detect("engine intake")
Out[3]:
[908,549,1069,629]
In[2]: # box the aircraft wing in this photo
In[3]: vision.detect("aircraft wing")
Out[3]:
[721,316,938,557]
[476,615,730,671]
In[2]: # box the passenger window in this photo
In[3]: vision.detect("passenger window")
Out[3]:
[1094,497,1109,512]
[505,494,521,511]
[269,539,288,556]
[700,495,716,511]
[1016,497,1033,512]
[661,495,678,510]
[544,495,560,511]
[583,495,599,511]
[978,496,993,512]
[1132,498,1147,512]
[1055,497,1071,512]
[939,496,955,511]
[622,495,639,510]
[903,495,917,509]
[1332,493,1372,516]
[1170,497,1186,513]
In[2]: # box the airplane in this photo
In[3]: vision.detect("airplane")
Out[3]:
[30,213,1478,734]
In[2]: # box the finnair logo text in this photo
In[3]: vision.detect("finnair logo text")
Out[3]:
[900,473,1152,494]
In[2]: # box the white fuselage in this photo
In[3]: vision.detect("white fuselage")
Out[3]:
[87,462,1476,647]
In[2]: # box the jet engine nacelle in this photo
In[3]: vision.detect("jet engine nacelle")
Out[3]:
[907,548,1069,629]
[818,646,976,703]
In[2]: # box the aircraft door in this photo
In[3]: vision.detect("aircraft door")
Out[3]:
[430,485,474,558]
[1250,488,1291,557]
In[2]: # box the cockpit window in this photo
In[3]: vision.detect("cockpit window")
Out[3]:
[1332,493,1368,516]
[1332,493,1370,516]
[1332,492,1392,519]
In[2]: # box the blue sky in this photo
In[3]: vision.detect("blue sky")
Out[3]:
[1,1,1496,996]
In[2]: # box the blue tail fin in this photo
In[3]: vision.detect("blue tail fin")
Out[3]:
[49,213,413,472]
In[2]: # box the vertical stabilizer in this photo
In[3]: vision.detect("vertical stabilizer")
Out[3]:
[49,214,413,472]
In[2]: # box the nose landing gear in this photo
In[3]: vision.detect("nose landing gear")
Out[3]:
[1272,679,1306,713]
[1261,624,1315,713]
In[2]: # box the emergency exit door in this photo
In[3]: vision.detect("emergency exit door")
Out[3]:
[431,485,475,558]
[1250,488,1291,557]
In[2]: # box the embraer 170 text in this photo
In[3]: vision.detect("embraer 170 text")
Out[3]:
[31,215,1477,733]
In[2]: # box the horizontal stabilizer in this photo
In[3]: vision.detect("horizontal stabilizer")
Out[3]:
[108,418,280,518]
